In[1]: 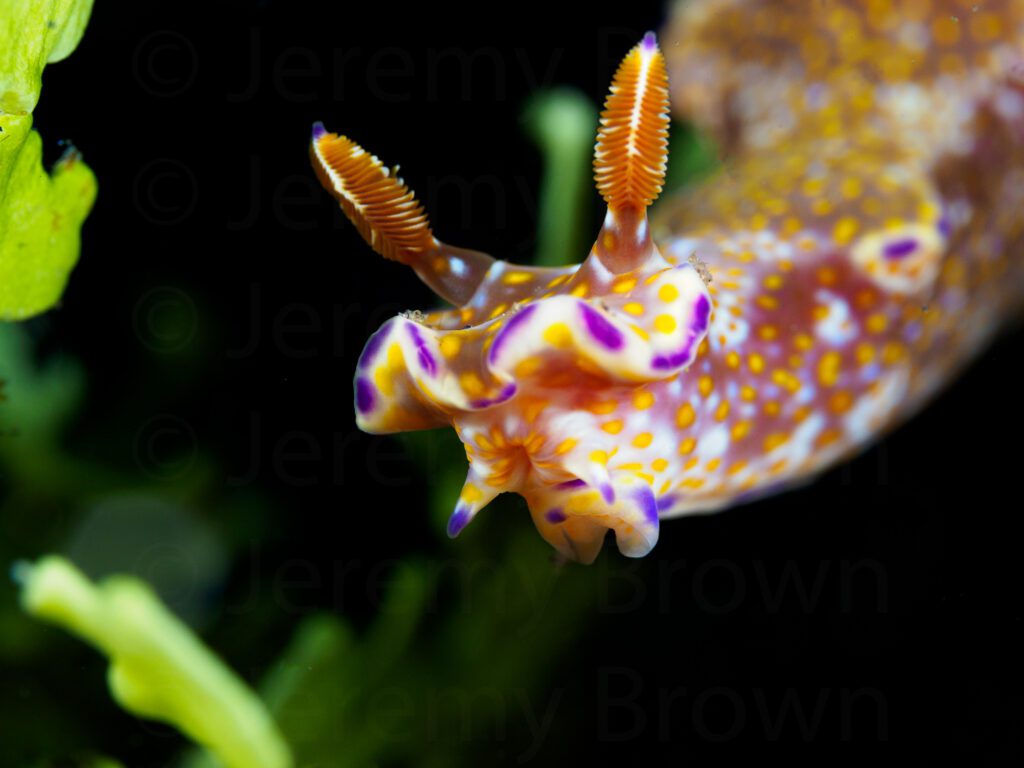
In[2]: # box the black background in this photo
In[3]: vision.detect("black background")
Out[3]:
[21,0,1024,764]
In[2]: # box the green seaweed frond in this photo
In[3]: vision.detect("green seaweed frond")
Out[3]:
[16,555,294,768]
[0,0,97,320]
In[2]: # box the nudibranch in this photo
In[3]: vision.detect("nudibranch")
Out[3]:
[312,3,1024,562]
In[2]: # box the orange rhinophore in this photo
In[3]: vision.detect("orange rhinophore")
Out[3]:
[594,31,670,213]
[311,126,495,305]
[310,128,434,265]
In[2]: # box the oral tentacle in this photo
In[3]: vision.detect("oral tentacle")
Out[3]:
[446,463,501,538]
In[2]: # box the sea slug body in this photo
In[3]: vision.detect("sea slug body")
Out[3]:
[312,4,1024,562]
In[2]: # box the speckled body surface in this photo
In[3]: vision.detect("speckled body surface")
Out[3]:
[313,3,1024,562]
[653,0,1024,510]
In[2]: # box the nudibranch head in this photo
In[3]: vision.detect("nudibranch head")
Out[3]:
[312,35,711,562]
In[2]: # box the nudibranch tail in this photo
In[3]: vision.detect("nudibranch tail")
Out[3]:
[593,31,670,214]
[310,124,495,305]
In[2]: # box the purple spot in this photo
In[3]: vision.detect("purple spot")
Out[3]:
[355,377,375,413]
[883,238,917,260]
[358,327,387,369]
[599,482,616,504]
[634,488,659,526]
[406,324,437,376]
[656,494,677,512]
[693,294,711,330]
[545,508,567,524]
[651,338,697,370]
[469,382,517,409]
[938,216,951,237]
[650,354,673,371]
[489,304,536,363]
[447,504,471,538]
[579,303,624,350]
[642,31,657,50]
[732,482,786,507]
[556,478,588,490]
[312,121,326,140]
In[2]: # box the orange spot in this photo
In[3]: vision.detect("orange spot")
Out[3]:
[829,390,854,414]
[816,428,843,449]
[676,403,696,428]
[881,341,906,365]
[459,371,486,397]
[654,314,677,334]
[543,323,573,348]
[633,432,653,448]
[833,217,859,245]
[817,351,842,387]
[856,343,875,365]
[547,273,572,288]
[439,335,461,358]
[633,391,655,410]
[932,15,961,45]
[613,276,638,293]
[817,266,838,286]
[731,421,752,440]
[866,313,888,334]
[503,271,534,285]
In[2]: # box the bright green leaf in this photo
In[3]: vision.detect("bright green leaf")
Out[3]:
[17,555,294,768]
[1,0,97,320]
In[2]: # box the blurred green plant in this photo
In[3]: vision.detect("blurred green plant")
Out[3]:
[1,0,97,320]
[523,88,597,267]
[17,555,293,768]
